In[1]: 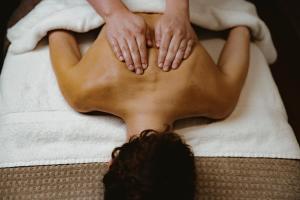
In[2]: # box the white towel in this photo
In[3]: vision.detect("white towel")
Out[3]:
[7,0,277,64]
[1,0,299,168]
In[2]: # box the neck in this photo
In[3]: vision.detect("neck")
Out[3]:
[124,114,173,140]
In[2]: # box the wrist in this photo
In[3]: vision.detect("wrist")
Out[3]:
[165,0,189,18]
[104,3,130,21]
[88,0,129,20]
[105,6,130,21]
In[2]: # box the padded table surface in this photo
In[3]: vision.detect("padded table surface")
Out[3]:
[1,157,299,199]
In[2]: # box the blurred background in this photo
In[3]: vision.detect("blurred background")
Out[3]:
[1,0,299,143]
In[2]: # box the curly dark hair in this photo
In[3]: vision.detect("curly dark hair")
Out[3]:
[103,129,196,200]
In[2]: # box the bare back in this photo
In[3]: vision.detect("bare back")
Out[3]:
[49,13,250,126]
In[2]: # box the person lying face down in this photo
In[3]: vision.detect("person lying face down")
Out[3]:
[48,13,250,200]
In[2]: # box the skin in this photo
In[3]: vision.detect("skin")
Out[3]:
[156,0,197,71]
[48,14,250,139]
[87,0,196,74]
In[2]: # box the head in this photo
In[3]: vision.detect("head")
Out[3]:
[103,129,196,200]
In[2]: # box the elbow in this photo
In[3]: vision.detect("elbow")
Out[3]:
[65,88,90,113]
[210,94,239,120]
[68,97,87,113]
[212,103,236,120]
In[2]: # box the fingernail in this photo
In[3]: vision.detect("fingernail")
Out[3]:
[136,65,142,69]
[142,63,148,69]
[119,56,124,61]
[163,66,169,72]
[156,43,159,48]
[136,68,143,75]
[128,65,134,71]
[158,63,163,68]
[172,63,178,69]
[147,40,152,46]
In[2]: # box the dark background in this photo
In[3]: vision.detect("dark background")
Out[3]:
[1,0,300,144]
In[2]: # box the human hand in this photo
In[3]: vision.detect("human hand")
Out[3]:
[105,10,152,75]
[155,9,197,71]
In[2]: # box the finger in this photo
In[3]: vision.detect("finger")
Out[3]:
[136,35,148,70]
[158,30,172,68]
[155,25,161,48]
[163,35,182,71]
[127,37,143,74]
[184,39,194,59]
[172,39,187,69]
[119,38,134,71]
[146,26,153,47]
[108,36,124,61]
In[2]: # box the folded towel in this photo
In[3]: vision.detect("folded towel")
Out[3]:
[7,0,277,64]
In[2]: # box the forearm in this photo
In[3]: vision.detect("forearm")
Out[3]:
[87,0,129,19]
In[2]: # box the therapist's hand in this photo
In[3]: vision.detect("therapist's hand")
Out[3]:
[105,10,152,75]
[155,6,197,71]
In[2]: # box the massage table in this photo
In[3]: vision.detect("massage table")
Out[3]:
[0,0,300,199]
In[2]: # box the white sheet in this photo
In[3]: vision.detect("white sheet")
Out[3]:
[0,35,299,168]
[0,0,299,168]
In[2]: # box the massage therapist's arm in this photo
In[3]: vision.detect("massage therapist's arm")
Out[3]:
[155,0,198,71]
[87,0,152,75]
